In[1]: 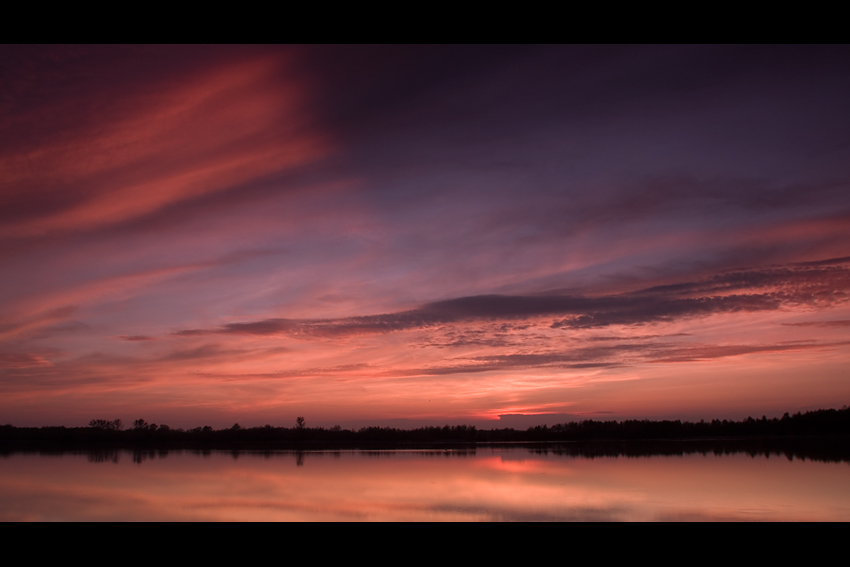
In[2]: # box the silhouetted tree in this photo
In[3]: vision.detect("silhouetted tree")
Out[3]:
[296,417,305,429]
[134,419,149,430]
[89,419,122,431]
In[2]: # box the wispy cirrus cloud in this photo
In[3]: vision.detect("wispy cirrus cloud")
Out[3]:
[782,320,850,328]
[174,258,850,339]
[0,353,52,368]
[375,339,847,377]
[0,50,328,239]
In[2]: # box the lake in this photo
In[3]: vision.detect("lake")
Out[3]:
[1,446,848,521]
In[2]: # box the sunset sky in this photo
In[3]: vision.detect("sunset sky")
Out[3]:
[2,45,849,429]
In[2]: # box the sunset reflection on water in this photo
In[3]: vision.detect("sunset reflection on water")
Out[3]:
[1,449,848,521]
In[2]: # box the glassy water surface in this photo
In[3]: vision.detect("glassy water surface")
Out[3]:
[2,448,848,521]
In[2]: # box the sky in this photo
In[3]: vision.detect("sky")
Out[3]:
[1,45,849,429]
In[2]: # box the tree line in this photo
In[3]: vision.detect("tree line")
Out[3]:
[0,406,847,451]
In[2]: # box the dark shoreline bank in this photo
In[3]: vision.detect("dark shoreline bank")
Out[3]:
[3,437,849,464]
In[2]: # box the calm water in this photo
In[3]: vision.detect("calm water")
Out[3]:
[2,448,848,521]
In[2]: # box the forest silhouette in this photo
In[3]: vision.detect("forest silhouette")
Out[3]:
[1,406,849,462]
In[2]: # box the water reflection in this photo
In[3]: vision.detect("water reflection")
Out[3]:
[1,447,848,521]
